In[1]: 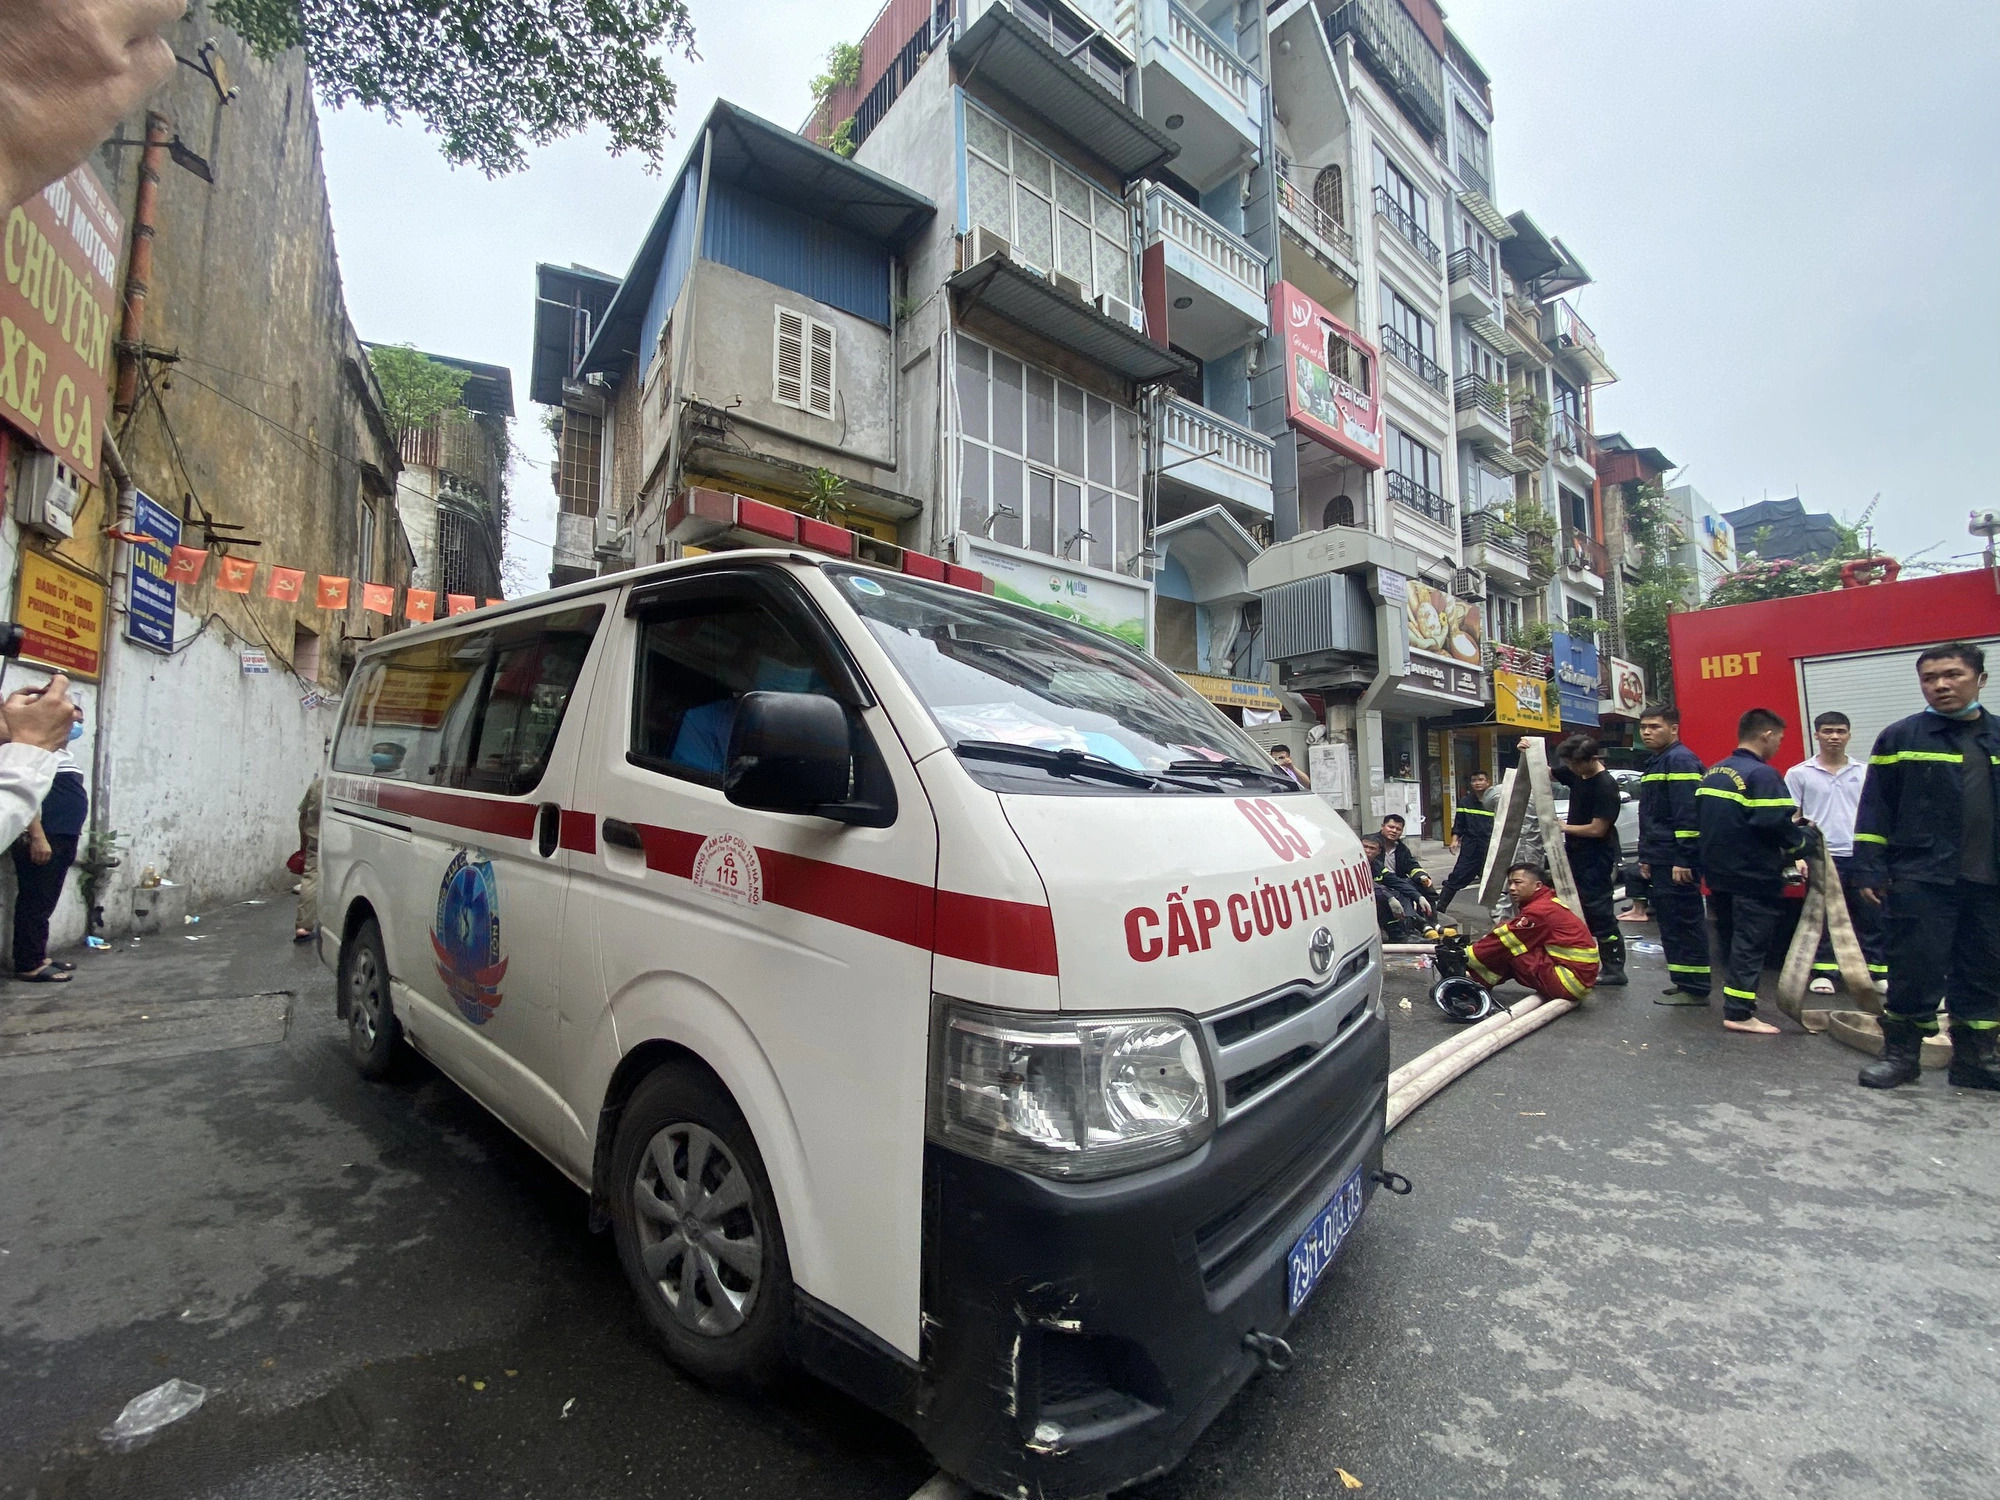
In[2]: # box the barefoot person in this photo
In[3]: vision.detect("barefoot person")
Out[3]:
[1698,708,1807,1034]
[1465,863,1601,1001]
[1853,642,2000,1091]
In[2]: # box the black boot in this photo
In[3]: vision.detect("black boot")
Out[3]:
[1947,1025,2000,1092]
[1595,934,1628,987]
[1858,1017,1925,1089]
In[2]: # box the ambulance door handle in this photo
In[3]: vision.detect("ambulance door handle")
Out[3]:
[602,818,644,853]
[535,802,561,859]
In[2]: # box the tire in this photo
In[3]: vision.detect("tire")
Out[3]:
[339,917,404,1080]
[610,1063,794,1391]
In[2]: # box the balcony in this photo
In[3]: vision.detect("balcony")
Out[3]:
[1387,469,1452,529]
[1551,412,1595,478]
[1510,408,1547,466]
[1158,394,1275,519]
[1144,183,1269,357]
[1447,245,1496,318]
[1326,0,1446,144]
[1373,185,1441,269]
[1379,323,1448,396]
[1275,172,1357,280]
[1452,375,1510,450]
[1132,0,1263,191]
[1454,149,1490,199]
[1543,297,1617,385]
[1461,507,1532,584]
[1562,526,1608,580]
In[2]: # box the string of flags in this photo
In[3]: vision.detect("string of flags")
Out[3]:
[159,545,502,622]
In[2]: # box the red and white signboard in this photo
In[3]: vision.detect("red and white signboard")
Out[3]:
[1273,281,1383,470]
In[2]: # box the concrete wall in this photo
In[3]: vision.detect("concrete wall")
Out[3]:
[395,466,442,592]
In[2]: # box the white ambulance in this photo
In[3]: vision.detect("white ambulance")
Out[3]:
[318,553,1388,1497]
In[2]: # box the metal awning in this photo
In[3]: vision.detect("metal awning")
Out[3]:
[1457,190,1514,242]
[703,99,935,249]
[950,5,1178,184]
[949,256,1193,383]
[1466,314,1523,359]
[1502,210,1591,297]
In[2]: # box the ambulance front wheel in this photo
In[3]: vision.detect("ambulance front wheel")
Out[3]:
[611,1061,795,1391]
[339,917,405,1080]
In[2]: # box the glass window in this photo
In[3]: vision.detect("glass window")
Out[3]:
[956,340,989,441]
[964,101,1130,302]
[467,617,600,796]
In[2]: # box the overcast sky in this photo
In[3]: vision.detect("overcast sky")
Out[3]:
[318,0,1999,586]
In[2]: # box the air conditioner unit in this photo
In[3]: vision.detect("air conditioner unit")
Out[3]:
[12,449,78,540]
[1451,567,1485,600]
[1047,269,1087,302]
[968,227,1012,267]
[1095,292,1145,332]
[594,511,631,559]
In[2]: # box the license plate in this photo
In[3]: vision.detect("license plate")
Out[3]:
[1287,1167,1366,1312]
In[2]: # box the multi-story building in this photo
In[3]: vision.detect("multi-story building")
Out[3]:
[1723,495,1844,564]
[386,352,511,602]
[1671,484,1737,602]
[1592,430,1675,657]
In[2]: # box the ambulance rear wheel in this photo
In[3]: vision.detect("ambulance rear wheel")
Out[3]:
[611,1062,794,1391]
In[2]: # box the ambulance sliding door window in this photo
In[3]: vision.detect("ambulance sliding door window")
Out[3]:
[461,606,606,796]
[331,636,489,784]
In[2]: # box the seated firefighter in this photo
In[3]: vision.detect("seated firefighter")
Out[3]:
[1363,832,1433,938]
[1466,863,1602,1001]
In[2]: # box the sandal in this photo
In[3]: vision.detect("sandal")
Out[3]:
[17,964,71,983]
[48,960,75,973]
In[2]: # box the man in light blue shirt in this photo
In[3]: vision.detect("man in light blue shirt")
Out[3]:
[1785,710,1883,994]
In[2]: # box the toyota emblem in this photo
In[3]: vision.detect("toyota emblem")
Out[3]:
[1308,925,1335,976]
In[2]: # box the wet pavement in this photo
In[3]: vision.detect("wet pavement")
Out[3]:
[3,897,1995,1500]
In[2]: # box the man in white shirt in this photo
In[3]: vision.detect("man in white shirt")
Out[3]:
[0,671,84,848]
[1785,710,1884,994]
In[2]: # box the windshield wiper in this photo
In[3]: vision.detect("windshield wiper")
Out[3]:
[953,740,1161,789]
[1166,757,1305,792]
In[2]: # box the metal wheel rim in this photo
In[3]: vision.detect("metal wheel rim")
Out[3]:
[348,948,382,1049]
[632,1122,763,1337]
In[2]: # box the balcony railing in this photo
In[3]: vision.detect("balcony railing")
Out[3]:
[1373,185,1441,268]
[1453,374,1507,421]
[1510,409,1547,460]
[1164,0,1255,114]
[1161,394,1274,492]
[1326,0,1446,143]
[1387,469,1451,528]
[1461,508,1527,558]
[1276,173,1355,263]
[1379,324,1448,394]
[1563,527,1609,577]
[1455,151,1490,198]
[1146,184,1267,308]
[1551,412,1593,465]
[1447,245,1492,295]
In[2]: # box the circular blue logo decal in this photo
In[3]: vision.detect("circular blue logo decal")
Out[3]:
[431,849,508,1026]
[848,576,887,597]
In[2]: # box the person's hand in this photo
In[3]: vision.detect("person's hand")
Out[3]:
[1671,866,1695,884]
[1859,886,1884,907]
[0,0,181,213]
[1638,863,1651,880]
[27,829,51,865]
[2,673,80,751]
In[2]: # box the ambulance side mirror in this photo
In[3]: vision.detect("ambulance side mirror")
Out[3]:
[726,691,882,823]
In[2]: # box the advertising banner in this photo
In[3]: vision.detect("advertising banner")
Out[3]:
[1273,281,1383,469]
[1600,656,1647,718]
[1550,630,1601,726]
[956,536,1149,650]
[126,491,181,651]
[0,167,122,486]
[1496,670,1562,732]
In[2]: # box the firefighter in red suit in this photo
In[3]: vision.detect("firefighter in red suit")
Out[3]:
[1466,863,1602,1001]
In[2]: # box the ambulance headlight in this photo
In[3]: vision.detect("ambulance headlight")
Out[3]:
[927,1000,1213,1180]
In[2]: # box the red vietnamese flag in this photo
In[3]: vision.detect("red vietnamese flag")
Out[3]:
[164,545,209,585]
[446,593,475,617]
[485,597,504,609]
[405,589,436,623]
[362,582,395,616]
[265,566,305,602]
[316,575,350,609]
[215,554,256,594]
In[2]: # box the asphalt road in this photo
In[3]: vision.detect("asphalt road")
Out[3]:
[2,899,1995,1500]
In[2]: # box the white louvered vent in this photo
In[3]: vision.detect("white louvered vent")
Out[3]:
[807,318,835,418]
[773,307,805,409]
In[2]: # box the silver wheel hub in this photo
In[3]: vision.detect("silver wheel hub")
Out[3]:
[348,950,381,1047]
[632,1122,762,1336]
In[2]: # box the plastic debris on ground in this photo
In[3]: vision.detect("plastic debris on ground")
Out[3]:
[102,1378,206,1449]
[1628,940,1664,954]
[184,915,200,925]
[85,936,109,950]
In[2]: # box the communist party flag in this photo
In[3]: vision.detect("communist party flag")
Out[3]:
[446,594,475,617]
[362,582,395,616]
[164,545,209,585]
[316,576,350,609]
[266,567,305,602]
[405,589,436,623]
[215,555,257,594]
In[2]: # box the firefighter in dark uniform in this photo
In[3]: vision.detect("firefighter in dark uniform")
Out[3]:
[1550,735,1627,986]
[1697,707,1807,1034]
[1853,641,2000,1091]
[1636,706,1709,1004]
[1434,771,1495,912]
[1376,814,1434,897]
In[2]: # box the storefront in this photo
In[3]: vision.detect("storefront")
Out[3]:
[1177,670,1284,723]
[1551,629,1601,733]
[1596,654,1647,761]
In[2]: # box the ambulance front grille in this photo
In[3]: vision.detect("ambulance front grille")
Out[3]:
[1204,943,1375,1120]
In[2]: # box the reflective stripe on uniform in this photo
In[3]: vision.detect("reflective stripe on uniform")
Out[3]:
[1674,829,1700,838]
[1548,943,1600,963]
[1498,928,1529,956]
[1854,833,1888,845]
[1458,807,1494,818]
[1556,965,1590,998]
[1697,787,1796,808]
[1964,1018,2000,1031]
[1666,963,1711,974]
[1468,953,1501,984]
[1723,985,1758,1001]
[1869,751,1962,765]
[1641,772,1703,782]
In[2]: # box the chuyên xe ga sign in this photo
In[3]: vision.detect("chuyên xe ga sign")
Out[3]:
[1,167,123,488]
